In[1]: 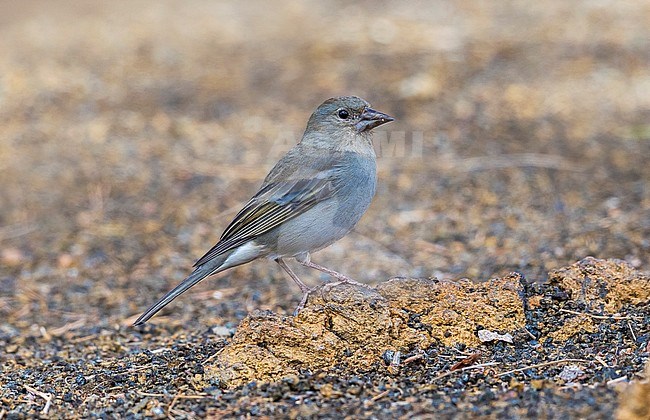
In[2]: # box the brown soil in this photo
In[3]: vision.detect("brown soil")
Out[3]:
[210,275,525,387]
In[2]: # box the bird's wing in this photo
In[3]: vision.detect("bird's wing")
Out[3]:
[192,170,338,267]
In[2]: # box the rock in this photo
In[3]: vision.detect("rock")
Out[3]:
[206,275,527,387]
[549,257,650,313]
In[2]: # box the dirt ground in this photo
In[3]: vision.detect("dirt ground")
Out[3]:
[1,1,649,418]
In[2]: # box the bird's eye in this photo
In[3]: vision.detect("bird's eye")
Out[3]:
[337,109,350,119]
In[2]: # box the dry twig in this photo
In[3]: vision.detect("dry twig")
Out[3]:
[370,389,391,402]
[24,385,53,415]
[403,354,424,365]
[627,320,637,341]
[137,391,166,397]
[594,355,610,368]
[559,309,643,320]
[430,362,501,382]
[450,353,481,371]
[497,359,590,377]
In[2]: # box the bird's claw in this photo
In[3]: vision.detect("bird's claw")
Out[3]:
[293,289,312,316]
[293,277,372,316]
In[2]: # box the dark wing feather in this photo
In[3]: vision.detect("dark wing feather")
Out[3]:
[192,175,336,267]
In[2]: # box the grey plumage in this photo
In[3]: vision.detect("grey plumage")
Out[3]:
[134,96,393,325]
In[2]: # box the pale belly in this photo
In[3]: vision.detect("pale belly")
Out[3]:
[267,175,375,257]
[269,200,363,257]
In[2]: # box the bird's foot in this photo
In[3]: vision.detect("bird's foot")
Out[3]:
[320,276,372,296]
[293,289,313,316]
[330,275,370,289]
[298,259,371,290]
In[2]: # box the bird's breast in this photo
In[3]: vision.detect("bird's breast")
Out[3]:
[332,152,377,221]
[268,152,377,257]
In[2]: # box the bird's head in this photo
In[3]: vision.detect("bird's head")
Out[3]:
[303,96,394,150]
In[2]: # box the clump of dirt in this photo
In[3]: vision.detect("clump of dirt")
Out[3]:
[532,257,649,343]
[378,275,526,347]
[547,313,597,341]
[617,360,650,420]
[208,275,526,387]
[549,257,650,312]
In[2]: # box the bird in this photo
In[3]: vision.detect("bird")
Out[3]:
[134,96,394,325]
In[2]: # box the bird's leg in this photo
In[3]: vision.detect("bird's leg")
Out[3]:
[297,258,369,289]
[275,258,311,313]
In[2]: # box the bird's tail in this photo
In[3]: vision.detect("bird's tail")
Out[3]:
[133,254,228,326]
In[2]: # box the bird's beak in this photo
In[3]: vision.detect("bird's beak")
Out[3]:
[355,107,395,133]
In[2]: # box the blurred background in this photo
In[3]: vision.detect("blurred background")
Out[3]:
[1,0,649,328]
